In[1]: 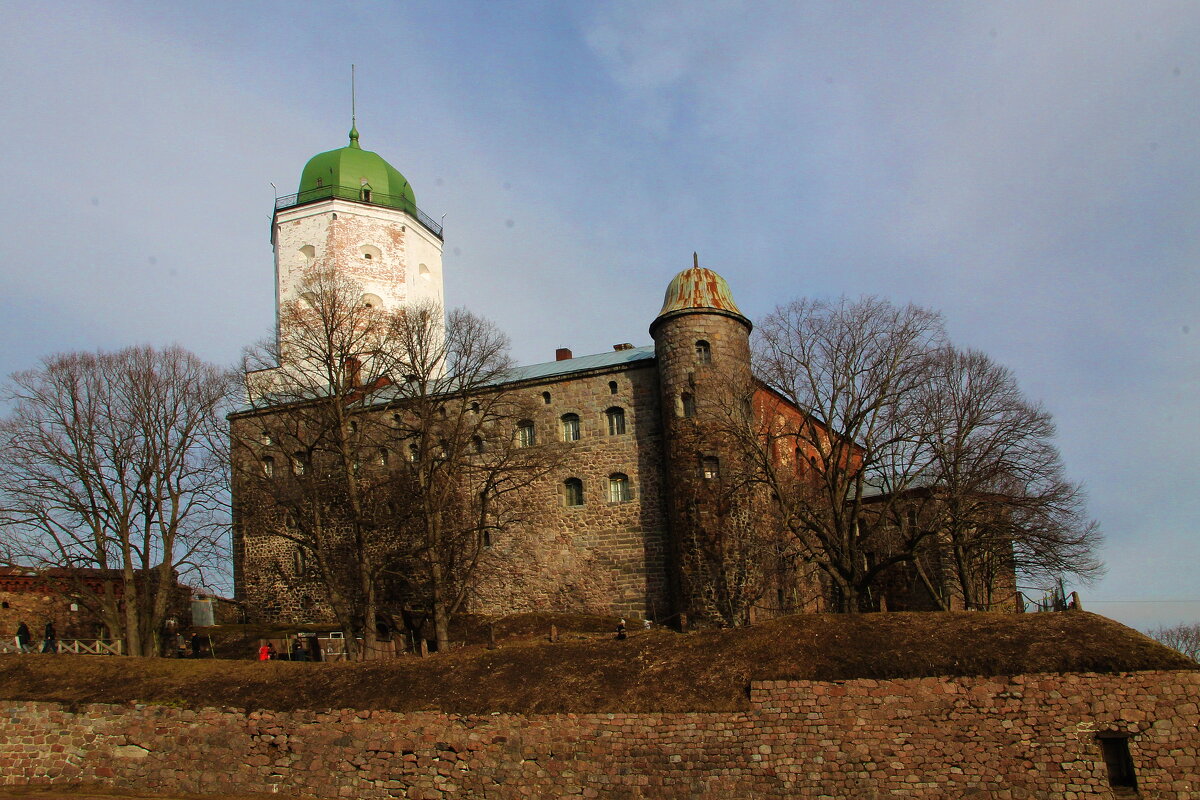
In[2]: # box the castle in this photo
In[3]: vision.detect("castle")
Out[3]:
[230,128,984,627]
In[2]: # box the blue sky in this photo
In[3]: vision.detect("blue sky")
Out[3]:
[1,1,1196,630]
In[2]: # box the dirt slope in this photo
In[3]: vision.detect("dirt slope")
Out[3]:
[0,612,1191,714]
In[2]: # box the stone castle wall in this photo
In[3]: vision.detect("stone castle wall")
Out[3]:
[234,358,671,625]
[469,361,670,619]
[3,670,1197,798]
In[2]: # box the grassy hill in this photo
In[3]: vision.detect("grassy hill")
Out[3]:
[0,612,1192,714]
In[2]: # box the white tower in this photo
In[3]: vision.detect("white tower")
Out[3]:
[271,125,445,336]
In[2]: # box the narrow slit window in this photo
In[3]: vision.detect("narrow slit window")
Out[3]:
[681,393,696,418]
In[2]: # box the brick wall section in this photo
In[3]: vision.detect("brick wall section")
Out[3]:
[3,670,1197,798]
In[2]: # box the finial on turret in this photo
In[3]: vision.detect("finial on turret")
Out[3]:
[348,64,361,149]
[693,252,699,269]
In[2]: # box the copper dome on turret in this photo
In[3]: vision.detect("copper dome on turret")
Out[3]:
[650,256,751,335]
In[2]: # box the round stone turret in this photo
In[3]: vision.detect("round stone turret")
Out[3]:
[650,257,754,626]
[297,126,416,211]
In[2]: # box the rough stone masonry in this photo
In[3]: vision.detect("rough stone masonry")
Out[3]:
[2,669,1198,798]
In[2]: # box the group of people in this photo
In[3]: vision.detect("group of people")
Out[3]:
[13,621,57,653]
[258,636,322,662]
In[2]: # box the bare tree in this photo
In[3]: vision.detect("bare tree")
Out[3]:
[236,268,410,659]
[0,346,233,655]
[381,303,565,651]
[917,347,1103,608]
[1148,623,1200,662]
[235,269,562,655]
[751,297,947,612]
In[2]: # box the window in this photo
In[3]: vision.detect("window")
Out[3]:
[291,452,308,476]
[606,407,626,435]
[293,548,310,577]
[482,530,492,548]
[1097,734,1137,791]
[262,456,275,478]
[564,478,584,507]
[608,473,632,503]
[377,447,389,467]
[360,293,382,309]
[517,420,536,448]
[343,358,362,388]
[470,401,480,414]
[472,435,485,454]
[702,456,720,480]
[608,380,618,395]
[695,340,711,364]
[259,431,272,445]
[542,391,552,405]
[680,392,696,418]
[561,413,581,442]
[408,443,419,462]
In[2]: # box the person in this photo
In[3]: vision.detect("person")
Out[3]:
[190,632,202,658]
[258,643,272,662]
[615,619,627,641]
[42,621,57,654]
[15,621,32,653]
[291,638,308,662]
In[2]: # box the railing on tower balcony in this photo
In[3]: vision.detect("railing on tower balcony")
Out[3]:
[274,185,444,240]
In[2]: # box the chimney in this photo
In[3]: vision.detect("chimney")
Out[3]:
[555,348,573,361]
[612,343,634,351]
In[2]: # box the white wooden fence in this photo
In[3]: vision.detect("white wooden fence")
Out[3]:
[2,638,123,655]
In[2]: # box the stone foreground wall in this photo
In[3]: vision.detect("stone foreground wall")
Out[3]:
[2,671,1197,799]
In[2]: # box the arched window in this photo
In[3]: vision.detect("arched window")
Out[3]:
[542,391,552,405]
[472,435,485,454]
[262,456,275,478]
[563,478,584,507]
[608,473,632,503]
[701,456,720,480]
[376,447,389,466]
[608,380,618,395]
[606,407,626,435]
[561,413,581,442]
[291,452,308,476]
[470,401,480,414]
[408,443,420,462]
[517,420,536,448]
[695,340,711,364]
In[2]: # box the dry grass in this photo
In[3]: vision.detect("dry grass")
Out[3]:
[0,612,1192,715]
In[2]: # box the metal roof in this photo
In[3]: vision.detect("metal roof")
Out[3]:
[502,345,656,384]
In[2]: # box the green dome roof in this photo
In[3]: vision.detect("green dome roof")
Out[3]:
[297,127,416,211]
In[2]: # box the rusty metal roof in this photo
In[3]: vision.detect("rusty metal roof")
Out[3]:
[652,262,750,332]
